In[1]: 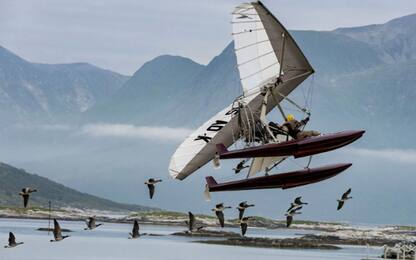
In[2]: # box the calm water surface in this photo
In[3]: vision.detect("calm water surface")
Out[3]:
[0,218,382,260]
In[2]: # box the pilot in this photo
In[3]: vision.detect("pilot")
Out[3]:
[268,114,320,140]
[282,114,320,139]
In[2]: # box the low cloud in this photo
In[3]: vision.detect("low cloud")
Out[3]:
[37,124,74,131]
[10,123,74,131]
[344,148,416,164]
[79,123,192,141]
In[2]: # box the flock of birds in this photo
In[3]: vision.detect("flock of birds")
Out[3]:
[205,187,352,237]
[4,179,353,248]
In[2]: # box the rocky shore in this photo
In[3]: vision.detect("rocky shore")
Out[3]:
[172,230,241,238]
[300,234,401,247]
[196,237,340,250]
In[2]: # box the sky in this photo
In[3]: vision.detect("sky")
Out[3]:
[1,0,416,223]
[1,0,416,75]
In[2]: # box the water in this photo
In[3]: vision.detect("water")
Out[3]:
[0,218,382,260]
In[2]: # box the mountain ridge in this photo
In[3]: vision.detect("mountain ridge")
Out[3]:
[0,45,130,123]
[83,13,416,147]
[0,162,154,212]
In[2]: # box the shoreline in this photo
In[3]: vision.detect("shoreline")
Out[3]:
[0,207,413,250]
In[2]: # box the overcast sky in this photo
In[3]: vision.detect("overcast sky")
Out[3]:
[1,0,416,75]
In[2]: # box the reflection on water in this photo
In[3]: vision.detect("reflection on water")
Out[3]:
[0,218,381,260]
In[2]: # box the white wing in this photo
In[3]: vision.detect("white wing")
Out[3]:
[232,3,281,97]
[169,2,314,180]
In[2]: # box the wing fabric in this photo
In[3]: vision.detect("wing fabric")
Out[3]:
[169,1,314,180]
[232,3,281,96]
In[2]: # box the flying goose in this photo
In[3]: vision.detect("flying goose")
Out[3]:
[287,196,308,212]
[188,212,195,232]
[233,160,249,174]
[285,206,302,228]
[144,178,162,199]
[50,219,69,242]
[337,188,352,210]
[4,232,23,248]
[240,216,253,236]
[196,226,205,231]
[186,212,205,232]
[129,220,140,239]
[237,201,255,220]
[19,187,37,208]
[212,203,231,228]
[85,216,102,230]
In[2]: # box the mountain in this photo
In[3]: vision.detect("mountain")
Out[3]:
[334,13,416,63]
[86,42,242,127]
[0,162,152,212]
[84,13,416,147]
[0,45,129,123]
[87,55,205,124]
[166,43,243,127]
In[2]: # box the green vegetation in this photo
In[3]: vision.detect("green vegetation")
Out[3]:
[130,210,217,220]
[0,162,155,212]
[290,220,346,226]
[391,225,416,231]
[130,210,185,218]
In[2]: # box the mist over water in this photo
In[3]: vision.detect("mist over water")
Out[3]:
[0,124,414,225]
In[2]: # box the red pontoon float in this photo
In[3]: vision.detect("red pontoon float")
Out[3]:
[206,163,352,192]
[216,130,365,160]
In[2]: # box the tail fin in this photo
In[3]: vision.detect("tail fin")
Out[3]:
[216,143,228,155]
[203,185,211,201]
[205,176,218,188]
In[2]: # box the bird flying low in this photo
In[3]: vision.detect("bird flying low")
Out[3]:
[233,160,249,174]
[4,232,24,248]
[240,216,254,236]
[287,196,308,212]
[50,219,70,242]
[19,187,37,208]
[144,178,162,199]
[129,220,140,239]
[188,212,195,232]
[237,201,255,220]
[85,216,102,230]
[186,212,205,233]
[337,188,352,210]
[212,203,231,228]
[285,206,302,228]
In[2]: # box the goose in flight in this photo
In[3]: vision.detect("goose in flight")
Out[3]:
[186,212,205,232]
[19,187,37,208]
[4,232,23,248]
[337,188,352,210]
[85,216,102,230]
[129,220,140,239]
[285,206,302,228]
[144,178,162,199]
[237,201,255,220]
[50,219,69,242]
[188,212,195,232]
[233,160,249,174]
[212,203,231,228]
[287,196,307,212]
[240,217,253,236]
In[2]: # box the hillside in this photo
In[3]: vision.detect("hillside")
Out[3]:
[0,162,153,212]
